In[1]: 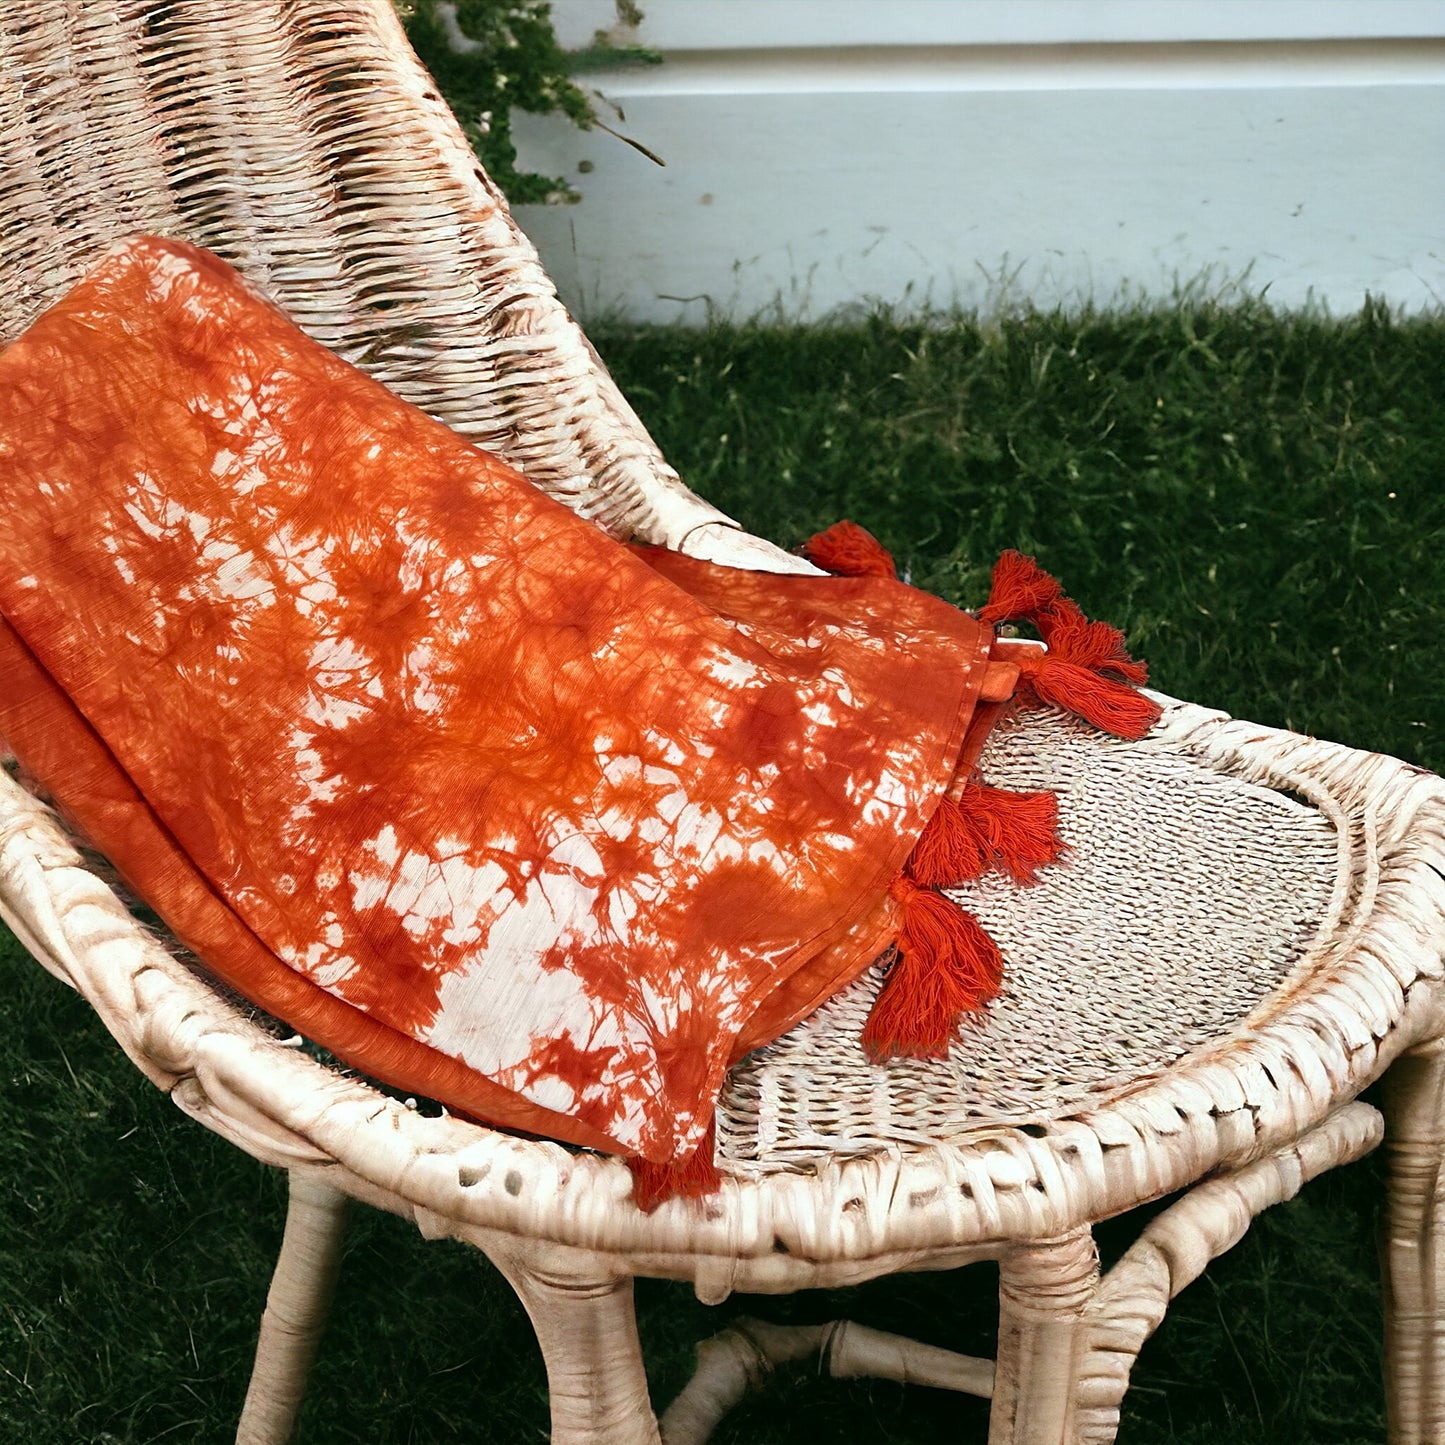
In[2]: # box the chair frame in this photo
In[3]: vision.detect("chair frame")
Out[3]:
[3,3,1444,1441]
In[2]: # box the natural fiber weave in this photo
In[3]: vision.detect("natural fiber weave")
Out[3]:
[0,0,808,574]
[718,701,1343,1168]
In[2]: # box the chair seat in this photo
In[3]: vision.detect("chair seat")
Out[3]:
[719,696,1347,1172]
[4,694,1439,1256]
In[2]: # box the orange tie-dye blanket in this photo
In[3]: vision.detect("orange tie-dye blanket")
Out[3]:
[0,239,1008,1177]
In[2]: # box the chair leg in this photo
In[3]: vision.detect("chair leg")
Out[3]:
[487,1246,661,1445]
[1382,1037,1445,1445]
[236,1172,350,1445]
[990,1228,1099,1445]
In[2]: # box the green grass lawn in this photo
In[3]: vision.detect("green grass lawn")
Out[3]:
[2,295,1442,1443]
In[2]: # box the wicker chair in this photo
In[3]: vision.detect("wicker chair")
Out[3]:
[2,5,1443,1442]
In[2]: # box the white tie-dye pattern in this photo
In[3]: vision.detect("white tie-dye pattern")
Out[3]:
[426,870,604,1072]
[704,649,762,687]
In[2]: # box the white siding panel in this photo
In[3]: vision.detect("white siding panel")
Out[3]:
[515,3,1445,321]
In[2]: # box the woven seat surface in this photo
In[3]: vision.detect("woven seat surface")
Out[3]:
[719,700,1343,1171]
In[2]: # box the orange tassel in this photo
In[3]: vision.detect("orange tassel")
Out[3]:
[628,1116,721,1212]
[907,785,1062,887]
[862,877,1003,1061]
[1038,596,1148,685]
[962,783,1061,883]
[978,549,1063,625]
[979,553,1150,684]
[905,796,985,886]
[802,520,898,580]
[1015,652,1161,740]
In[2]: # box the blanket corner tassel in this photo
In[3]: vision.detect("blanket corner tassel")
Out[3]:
[627,1117,721,1213]
[860,784,1061,1062]
[982,549,1160,740]
[862,875,1003,1061]
[908,784,1063,888]
[801,519,898,579]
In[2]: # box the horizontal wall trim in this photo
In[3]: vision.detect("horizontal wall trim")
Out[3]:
[515,80,1445,323]
[523,3,1445,324]
[552,0,1445,53]
[581,39,1445,97]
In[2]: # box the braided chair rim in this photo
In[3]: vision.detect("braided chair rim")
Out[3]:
[4,696,1441,1278]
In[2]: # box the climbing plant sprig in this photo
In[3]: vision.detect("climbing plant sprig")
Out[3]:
[396,1,658,204]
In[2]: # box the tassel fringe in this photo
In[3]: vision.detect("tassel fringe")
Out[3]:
[869,781,1058,1060]
[907,785,1062,887]
[1037,596,1148,684]
[904,797,982,886]
[1015,651,1160,740]
[862,877,1003,1060]
[802,520,898,580]
[628,1117,721,1212]
[981,550,1159,739]
[978,550,1062,625]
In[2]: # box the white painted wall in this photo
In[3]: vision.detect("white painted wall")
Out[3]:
[512,0,1445,322]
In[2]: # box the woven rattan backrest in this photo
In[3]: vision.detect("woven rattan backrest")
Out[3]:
[0,0,795,565]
